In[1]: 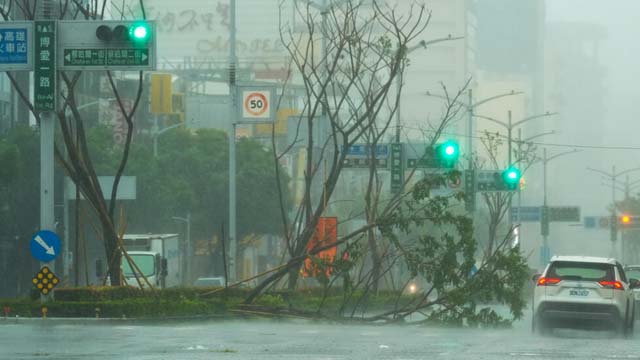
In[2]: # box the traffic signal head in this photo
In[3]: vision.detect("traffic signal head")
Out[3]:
[502,166,521,190]
[435,140,460,168]
[95,21,151,44]
[619,214,639,226]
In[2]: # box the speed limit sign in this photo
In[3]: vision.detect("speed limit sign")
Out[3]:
[242,91,270,119]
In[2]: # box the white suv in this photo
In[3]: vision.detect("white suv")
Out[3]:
[532,256,637,336]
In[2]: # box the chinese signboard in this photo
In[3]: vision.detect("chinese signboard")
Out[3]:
[136,0,288,62]
[34,21,55,112]
[63,48,150,67]
[549,206,581,222]
[390,143,404,194]
[0,22,33,70]
[510,206,542,222]
[342,144,389,158]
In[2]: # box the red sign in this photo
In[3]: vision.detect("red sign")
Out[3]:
[303,217,338,278]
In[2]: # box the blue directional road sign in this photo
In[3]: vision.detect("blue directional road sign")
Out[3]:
[342,144,389,158]
[30,230,61,263]
[584,216,610,229]
[510,206,541,222]
[0,22,33,71]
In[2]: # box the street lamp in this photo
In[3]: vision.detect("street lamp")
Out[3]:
[151,121,184,158]
[425,90,524,169]
[473,111,557,166]
[395,35,464,142]
[172,212,191,284]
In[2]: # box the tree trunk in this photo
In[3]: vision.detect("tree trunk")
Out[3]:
[104,228,122,286]
[287,265,300,290]
[367,229,381,294]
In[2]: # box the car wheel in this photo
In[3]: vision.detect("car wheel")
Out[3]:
[626,306,635,337]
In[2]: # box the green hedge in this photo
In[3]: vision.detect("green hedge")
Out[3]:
[47,286,253,302]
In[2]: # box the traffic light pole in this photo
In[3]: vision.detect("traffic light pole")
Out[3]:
[39,1,56,303]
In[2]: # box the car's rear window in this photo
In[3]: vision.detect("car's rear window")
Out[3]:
[547,261,614,282]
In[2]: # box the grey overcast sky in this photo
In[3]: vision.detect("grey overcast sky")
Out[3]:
[548,1,640,152]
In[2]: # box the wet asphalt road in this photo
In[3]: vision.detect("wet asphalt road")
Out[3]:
[1,312,640,360]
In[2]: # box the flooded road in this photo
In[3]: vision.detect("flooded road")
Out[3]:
[1,313,639,360]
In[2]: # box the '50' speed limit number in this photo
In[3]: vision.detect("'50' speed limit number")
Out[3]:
[243,91,270,118]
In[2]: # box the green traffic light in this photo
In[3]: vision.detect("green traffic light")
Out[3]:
[502,166,522,188]
[437,140,459,159]
[129,22,150,42]
[434,140,460,168]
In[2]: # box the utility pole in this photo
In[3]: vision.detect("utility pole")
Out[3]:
[228,0,238,282]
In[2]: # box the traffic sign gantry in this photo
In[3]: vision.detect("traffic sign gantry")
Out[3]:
[32,266,59,296]
[30,230,61,263]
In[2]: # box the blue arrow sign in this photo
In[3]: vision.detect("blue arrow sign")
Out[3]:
[30,230,61,263]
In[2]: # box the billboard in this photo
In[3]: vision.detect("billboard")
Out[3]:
[126,0,291,64]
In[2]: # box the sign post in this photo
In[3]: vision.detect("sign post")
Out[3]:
[34,20,57,302]
[230,84,276,281]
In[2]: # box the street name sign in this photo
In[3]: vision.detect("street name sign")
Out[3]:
[0,22,33,71]
[549,206,580,222]
[63,48,149,67]
[34,21,55,112]
[390,143,403,194]
[510,206,541,222]
[30,230,61,263]
[342,144,389,158]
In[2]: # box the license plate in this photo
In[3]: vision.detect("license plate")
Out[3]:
[569,289,589,296]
